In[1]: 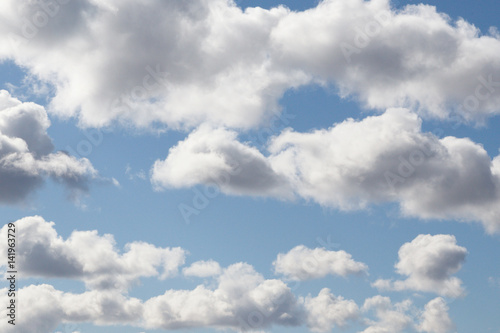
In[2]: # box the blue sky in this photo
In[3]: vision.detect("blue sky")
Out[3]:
[1,0,500,333]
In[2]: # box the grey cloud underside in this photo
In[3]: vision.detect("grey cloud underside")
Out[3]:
[1,0,500,129]
[152,109,500,233]
[0,90,98,204]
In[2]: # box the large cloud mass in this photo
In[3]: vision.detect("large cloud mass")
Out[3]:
[1,0,500,129]
[0,217,458,333]
[152,109,500,233]
[0,90,98,203]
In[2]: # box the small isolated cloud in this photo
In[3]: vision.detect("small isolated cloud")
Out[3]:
[0,90,98,204]
[488,276,500,288]
[273,245,368,281]
[152,109,500,233]
[417,297,455,333]
[125,164,146,181]
[373,234,467,297]
[0,216,186,291]
[183,260,222,278]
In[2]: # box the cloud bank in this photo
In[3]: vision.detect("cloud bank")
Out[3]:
[1,0,499,129]
[0,216,457,333]
[153,108,500,233]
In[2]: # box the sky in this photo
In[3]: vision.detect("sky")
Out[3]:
[0,0,500,333]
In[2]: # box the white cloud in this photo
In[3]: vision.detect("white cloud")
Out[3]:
[151,125,292,198]
[152,108,500,233]
[0,217,462,333]
[373,234,467,297]
[271,0,500,122]
[0,215,362,333]
[302,288,359,332]
[0,0,306,129]
[1,0,499,130]
[360,296,414,333]
[0,285,143,333]
[273,245,368,280]
[0,216,186,291]
[417,297,455,333]
[267,108,500,234]
[144,262,304,330]
[0,264,359,333]
[183,260,222,278]
[0,90,98,203]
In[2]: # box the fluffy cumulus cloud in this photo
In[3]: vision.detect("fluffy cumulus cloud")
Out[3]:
[373,234,467,297]
[0,261,359,333]
[183,259,222,278]
[359,296,454,333]
[143,262,305,330]
[0,217,459,333]
[0,285,143,333]
[152,108,500,233]
[271,0,500,122]
[302,288,359,332]
[417,297,455,333]
[0,90,98,203]
[273,245,368,280]
[0,216,186,290]
[0,0,307,129]
[151,125,292,197]
[361,296,413,333]
[145,269,360,332]
[0,0,499,130]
